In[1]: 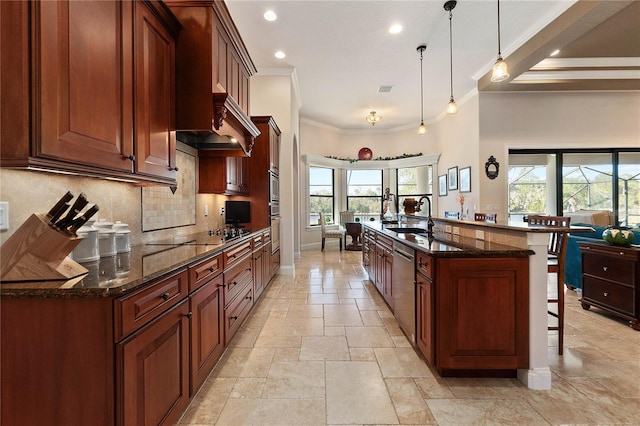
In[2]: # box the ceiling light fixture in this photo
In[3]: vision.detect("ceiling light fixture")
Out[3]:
[490,0,510,82]
[274,51,286,59]
[365,111,382,126]
[550,49,560,57]
[389,24,403,34]
[444,0,458,115]
[263,10,277,21]
[417,44,427,135]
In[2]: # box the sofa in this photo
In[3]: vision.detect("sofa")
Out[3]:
[565,224,640,290]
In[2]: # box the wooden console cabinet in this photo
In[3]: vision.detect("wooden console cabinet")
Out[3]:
[579,242,640,330]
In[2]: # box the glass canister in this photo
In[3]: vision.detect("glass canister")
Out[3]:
[113,221,131,253]
[94,219,116,257]
[71,219,100,263]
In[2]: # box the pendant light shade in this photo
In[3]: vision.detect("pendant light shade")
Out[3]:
[417,44,427,135]
[490,0,510,83]
[444,1,457,115]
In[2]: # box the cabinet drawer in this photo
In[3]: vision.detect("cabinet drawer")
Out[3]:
[416,251,433,280]
[252,233,264,250]
[189,253,223,292]
[583,252,635,287]
[224,239,252,269]
[223,256,253,306]
[225,283,254,344]
[116,270,189,341]
[377,234,394,252]
[583,276,635,316]
[263,230,271,245]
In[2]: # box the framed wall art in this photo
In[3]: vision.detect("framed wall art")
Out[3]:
[438,174,447,196]
[448,166,458,191]
[459,166,471,193]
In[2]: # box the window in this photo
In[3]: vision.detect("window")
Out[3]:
[397,165,433,215]
[508,149,640,226]
[346,169,382,222]
[309,167,334,226]
[619,152,640,227]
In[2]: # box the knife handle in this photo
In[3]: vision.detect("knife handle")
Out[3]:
[55,193,88,230]
[68,204,100,234]
[49,203,71,227]
[46,191,74,220]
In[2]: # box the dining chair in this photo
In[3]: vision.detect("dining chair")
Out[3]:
[474,213,497,223]
[528,215,571,355]
[339,211,355,246]
[319,212,345,251]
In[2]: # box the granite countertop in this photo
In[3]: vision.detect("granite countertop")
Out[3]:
[0,230,261,299]
[364,221,533,257]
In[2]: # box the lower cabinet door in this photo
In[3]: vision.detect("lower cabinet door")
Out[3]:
[190,276,225,395]
[119,299,190,426]
[416,273,435,365]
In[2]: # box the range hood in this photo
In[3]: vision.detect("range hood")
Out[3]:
[176,93,260,157]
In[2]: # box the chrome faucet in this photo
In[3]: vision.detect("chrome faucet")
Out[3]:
[416,196,435,237]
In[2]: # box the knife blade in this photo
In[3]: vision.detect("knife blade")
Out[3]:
[46,191,74,225]
[67,204,100,234]
[55,193,88,230]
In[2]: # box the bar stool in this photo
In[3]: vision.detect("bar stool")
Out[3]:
[528,215,571,355]
[474,213,497,223]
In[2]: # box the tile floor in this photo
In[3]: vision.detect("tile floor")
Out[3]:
[178,249,640,425]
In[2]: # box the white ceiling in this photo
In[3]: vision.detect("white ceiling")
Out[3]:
[225,0,638,132]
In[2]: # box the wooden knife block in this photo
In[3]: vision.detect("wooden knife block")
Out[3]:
[0,213,88,282]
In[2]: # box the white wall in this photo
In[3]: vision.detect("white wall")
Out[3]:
[479,91,640,221]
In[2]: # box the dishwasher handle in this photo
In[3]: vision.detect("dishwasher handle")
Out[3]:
[394,247,415,262]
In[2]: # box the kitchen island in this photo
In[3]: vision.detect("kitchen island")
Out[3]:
[1,228,277,426]
[365,216,593,391]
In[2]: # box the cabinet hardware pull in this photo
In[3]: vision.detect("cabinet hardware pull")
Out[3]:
[125,154,135,161]
[161,292,170,301]
[603,292,609,297]
[246,296,252,300]
[218,283,226,288]
[231,281,237,287]
[209,266,215,272]
[603,266,608,271]
[185,312,192,319]
[168,166,179,171]
[619,252,624,255]
[232,315,239,320]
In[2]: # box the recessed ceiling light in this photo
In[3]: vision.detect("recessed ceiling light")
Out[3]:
[264,10,277,21]
[389,24,402,34]
[275,51,286,59]
[550,49,560,56]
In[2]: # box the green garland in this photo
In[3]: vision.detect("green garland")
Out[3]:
[325,152,423,163]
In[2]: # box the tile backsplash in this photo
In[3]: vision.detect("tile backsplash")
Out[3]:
[0,145,225,247]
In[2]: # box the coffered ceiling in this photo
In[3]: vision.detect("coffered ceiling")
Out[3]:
[226,0,640,132]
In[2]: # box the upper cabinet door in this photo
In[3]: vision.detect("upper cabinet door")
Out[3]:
[37,0,134,172]
[134,2,177,182]
[213,16,229,94]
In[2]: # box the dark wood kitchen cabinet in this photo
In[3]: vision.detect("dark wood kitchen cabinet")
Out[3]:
[198,155,248,195]
[0,0,180,186]
[579,242,640,330]
[119,299,190,426]
[374,234,394,309]
[189,273,225,394]
[416,255,529,374]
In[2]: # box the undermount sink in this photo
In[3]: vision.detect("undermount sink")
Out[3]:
[385,227,427,234]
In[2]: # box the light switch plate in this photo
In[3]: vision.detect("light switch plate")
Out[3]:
[476,230,485,240]
[0,202,8,231]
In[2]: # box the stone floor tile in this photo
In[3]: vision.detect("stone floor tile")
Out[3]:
[427,398,549,425]
[262,361,325,398]
[385,377,437,424]
[216,398,326,425]
[345,326,395,348]
[300,335,350,361]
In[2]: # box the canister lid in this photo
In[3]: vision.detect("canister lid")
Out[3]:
[113,221,131,233]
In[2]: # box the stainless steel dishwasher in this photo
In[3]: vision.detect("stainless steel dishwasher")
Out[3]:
[392,242,416,345]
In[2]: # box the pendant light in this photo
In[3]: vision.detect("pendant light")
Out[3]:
[491,0,510,82]
[444,1,458,115]
[417,45,427,135]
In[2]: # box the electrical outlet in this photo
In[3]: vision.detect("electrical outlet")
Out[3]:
[204,205,208,217]
[445,225,452,233]
[452,226,460,235]
[0,201,8,231]
[219,206,225,215]
[475,230,485,240]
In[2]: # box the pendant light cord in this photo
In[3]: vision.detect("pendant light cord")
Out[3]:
[449,9,453,99]
[420,49,424,122]
[497,0,502,55]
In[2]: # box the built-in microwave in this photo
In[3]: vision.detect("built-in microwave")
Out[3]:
[270,201,280,217]
[269,171,279,202]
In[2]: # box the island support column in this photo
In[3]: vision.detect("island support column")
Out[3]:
[518,231,553,390]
